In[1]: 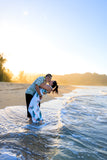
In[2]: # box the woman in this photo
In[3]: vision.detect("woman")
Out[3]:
[28,81,58,123]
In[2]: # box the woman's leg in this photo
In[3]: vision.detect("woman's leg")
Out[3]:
[25,94,33,118]
[28,94,43,123]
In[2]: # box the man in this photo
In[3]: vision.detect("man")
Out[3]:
[25,74,52,118]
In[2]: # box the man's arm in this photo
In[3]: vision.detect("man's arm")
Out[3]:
[40,83,52,93]
[35,82,52,100]
[35,84,42,99]
[35,77,46,99]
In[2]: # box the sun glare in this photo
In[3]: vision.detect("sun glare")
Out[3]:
[0,20,101,76]
[24,11,29,16]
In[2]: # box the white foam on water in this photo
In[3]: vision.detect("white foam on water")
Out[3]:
[0,86,107,160]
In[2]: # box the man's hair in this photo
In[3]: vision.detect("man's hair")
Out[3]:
[45,74,52,78]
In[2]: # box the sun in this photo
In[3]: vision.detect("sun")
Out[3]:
[24,11,29,16]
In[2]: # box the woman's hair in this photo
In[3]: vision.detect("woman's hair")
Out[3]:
[51,81,58,94]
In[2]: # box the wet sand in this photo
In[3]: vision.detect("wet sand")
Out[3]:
[0,82,76,109]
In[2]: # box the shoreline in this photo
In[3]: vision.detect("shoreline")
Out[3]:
[41,85,77,103]
[0,82,77,109]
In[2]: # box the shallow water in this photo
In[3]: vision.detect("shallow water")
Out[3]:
[0,86,107,160]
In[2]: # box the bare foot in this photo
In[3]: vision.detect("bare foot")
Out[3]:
[29,118,32,123]
[39,120,43,124]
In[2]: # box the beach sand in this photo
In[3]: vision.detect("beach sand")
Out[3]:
[0,82,76,109]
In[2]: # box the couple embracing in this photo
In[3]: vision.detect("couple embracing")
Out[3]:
[25,74,58,123]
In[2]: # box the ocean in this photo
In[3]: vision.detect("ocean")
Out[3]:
[0,86,107,160]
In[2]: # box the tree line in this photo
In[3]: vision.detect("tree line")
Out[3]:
[0,53,13,81]
[0,53,44,82]
[0,53,107,85]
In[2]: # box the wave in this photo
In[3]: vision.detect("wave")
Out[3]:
[0,86,107,159]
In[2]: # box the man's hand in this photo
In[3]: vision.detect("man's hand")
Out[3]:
[39,95,42,100]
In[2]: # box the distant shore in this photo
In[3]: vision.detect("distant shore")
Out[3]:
[0,82,76,109]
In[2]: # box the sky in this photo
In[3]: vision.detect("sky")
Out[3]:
[0,0,107,75]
